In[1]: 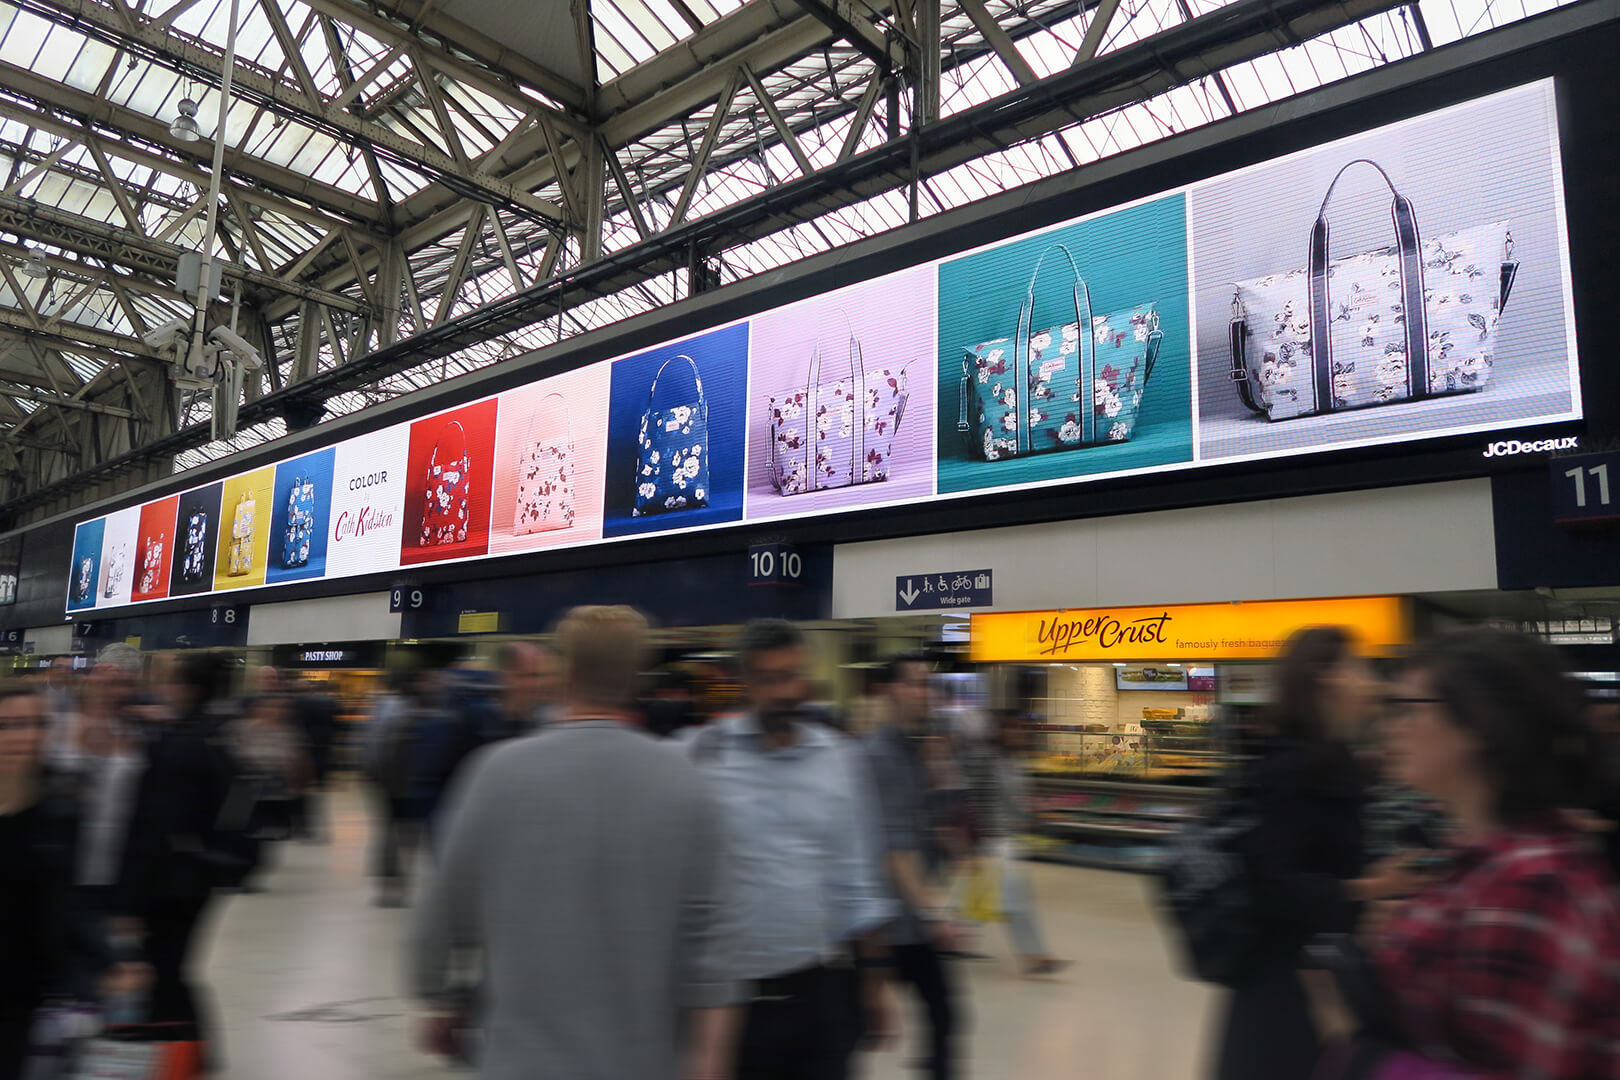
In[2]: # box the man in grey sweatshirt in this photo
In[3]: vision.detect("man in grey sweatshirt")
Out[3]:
[411,606,741,1079]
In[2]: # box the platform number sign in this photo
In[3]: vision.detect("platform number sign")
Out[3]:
[748,545,805,587]
[1551,451,1620,524]
[210,604,243,627]
[390,585,429,612]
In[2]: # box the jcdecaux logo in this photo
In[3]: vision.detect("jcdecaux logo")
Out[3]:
[1482,436,1578,458]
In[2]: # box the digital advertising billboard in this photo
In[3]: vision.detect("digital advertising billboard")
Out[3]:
[61,80,1583,614]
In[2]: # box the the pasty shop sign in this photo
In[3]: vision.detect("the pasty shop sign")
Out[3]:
[970,596,1407,662]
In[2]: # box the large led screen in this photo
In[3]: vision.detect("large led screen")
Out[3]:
[64,79,1582,614]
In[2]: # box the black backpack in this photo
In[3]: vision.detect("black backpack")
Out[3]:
[1157,787,1262,987]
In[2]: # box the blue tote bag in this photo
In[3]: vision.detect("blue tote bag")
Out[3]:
[633,354,710,517]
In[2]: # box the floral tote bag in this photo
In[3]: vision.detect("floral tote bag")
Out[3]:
[181,511,208,582]
[766,318,909,495]
[139,534,165,595]
[513,393,576,534]
[634,355,710,517]
[959,244,1162,461]
[281,476,316,569]
[1230,159,1520,421]
[419,420,472,545]
[227,493,256,577]
[99,544,127,599]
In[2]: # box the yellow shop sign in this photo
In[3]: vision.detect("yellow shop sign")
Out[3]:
[970,596,1408,662]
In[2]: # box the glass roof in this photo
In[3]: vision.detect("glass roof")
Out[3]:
[0,0,1576,483]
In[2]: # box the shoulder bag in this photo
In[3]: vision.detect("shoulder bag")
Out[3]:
[513,392,576,534]
[280,475,316,569]
[419,419,472,546]
[960,243,1162,460]
[633,354,710,516]
[766,313,909,495]
[180,511,208,583]
[227,492,256,577]
[1231,159,1519,421]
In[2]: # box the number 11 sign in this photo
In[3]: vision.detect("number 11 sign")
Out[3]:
[1551,451,1620,525]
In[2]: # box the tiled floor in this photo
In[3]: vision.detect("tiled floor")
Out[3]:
[198,787,1216,1079]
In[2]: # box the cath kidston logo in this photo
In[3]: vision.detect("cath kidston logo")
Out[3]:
[334,505,395,542]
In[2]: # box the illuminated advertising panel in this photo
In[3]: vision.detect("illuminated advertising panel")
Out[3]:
[63,80,1581,613]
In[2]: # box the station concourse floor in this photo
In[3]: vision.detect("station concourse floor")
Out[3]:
[202,786,1218,1080]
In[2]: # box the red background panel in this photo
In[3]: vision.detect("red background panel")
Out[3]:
[399,397,498,565]
[131,495,179,602]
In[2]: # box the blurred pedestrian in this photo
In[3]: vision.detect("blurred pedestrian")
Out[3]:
[71,644,148,912]
[684,619,895,1080]
[0,682,103,1076]
[412,605,740,1080]
[226,691,309,892]
[1370,630,1620,1078]
[1212,627,1420,1080]
[366,668,451,907]
[288,678,339,841]
[866,654,964,1080]
[970,710,1066,977]
[113,652,238,1061]
[43,656,80,774]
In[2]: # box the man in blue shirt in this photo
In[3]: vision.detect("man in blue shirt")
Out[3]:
[686,619,896,1080]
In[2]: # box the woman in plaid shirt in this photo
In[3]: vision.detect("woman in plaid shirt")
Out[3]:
[1373,630,1620,1079]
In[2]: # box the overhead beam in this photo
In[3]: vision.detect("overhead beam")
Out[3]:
[0,53,380,224]
[957,0,1040,84]
[790,0,905,71]
[302,0,591,112]
[0,192,365,313]
[21,0,570,225]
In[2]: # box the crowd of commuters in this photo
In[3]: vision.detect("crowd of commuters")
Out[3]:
[1,613,1618,1080]
[1206,626,1620,1080]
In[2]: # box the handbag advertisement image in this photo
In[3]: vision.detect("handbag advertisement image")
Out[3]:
[67,518,104,611]
[1190,80,1579,462]
[266,447,334,583]
[170,482,222,596]
[131,494,179,602]
[513,392,576,534]
[227,491,257,577]
[603,323,747,538]
[936,192,1193,496]
[400,397,497,565]
[282,476,316,568]
[745,266,936,521]
[765,310,910,496]
[633,353,710,517]
[1229,159,1517,422]
[489,367,608,554]
[959,243,1161,461]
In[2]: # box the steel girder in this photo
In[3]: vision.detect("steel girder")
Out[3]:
[0,0,1432,521]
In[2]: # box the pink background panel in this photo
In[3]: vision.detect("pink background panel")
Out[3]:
[489,362,611,554]
[744,264,936,521]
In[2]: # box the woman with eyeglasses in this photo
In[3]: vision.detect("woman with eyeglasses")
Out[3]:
[1367,629,1620,1079]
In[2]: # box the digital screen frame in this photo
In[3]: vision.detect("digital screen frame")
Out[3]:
[63,79,1582,614]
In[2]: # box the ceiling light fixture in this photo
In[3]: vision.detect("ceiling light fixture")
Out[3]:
[170,97,202,141]
[20,249,48,279]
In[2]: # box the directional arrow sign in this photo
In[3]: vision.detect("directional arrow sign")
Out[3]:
[896,569,993,612]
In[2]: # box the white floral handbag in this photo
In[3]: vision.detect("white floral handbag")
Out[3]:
[960,244,1162,460]
[513,392,576,534]
[1230,159,1520,421]
[99,544,126,599]
[633,355,710,516]
[766,315,909,495]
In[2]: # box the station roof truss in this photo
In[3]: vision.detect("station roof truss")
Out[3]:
[0,0,1582,521]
